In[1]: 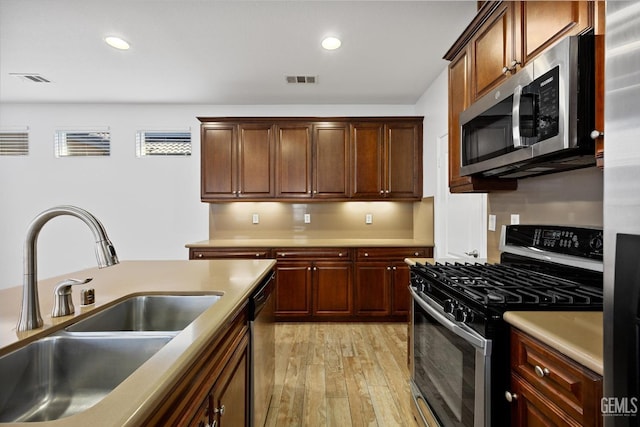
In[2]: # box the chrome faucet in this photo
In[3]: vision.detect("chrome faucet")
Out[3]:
[17,205,119,332]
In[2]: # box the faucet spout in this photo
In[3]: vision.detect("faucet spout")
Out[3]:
[17,205,119,332]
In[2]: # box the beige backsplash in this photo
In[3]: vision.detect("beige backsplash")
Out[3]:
[487,167,603,262]
[209,199,434,243]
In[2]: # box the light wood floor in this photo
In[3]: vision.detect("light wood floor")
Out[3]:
[265,322,418,427]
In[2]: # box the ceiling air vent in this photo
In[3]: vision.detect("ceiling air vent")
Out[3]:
[285,75,317,84]
[10,73,51,83]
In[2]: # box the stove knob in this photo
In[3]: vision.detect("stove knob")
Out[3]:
[444,299,455,314]
[454,307,468,323]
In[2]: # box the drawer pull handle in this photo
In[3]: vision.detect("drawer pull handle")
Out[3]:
[505,391,518,403]
[534,365,550,378]
[338,252,343,257]
[255,253,260,257]
[197,253,203,258]
[414,252,419,256]
[364,253,369,257]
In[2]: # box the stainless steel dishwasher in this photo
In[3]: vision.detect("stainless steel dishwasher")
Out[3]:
[249,271,275,427]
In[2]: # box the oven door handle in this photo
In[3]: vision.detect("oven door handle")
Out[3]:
[410,287,488,351]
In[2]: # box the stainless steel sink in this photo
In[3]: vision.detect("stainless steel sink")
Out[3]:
[0,334,173,422]
[66,294,221,332]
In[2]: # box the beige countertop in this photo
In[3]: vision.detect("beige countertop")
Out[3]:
[504,311,603,375]
[186,238,433,248]
[0,259,276,426]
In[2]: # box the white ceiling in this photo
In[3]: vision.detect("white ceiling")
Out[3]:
[0,1,477,105]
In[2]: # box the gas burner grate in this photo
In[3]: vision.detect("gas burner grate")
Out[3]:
[414,262,603,307]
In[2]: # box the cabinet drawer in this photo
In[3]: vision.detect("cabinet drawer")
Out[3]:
[510,328,603,425]
[190,248,272,259]
[356,247,431,261]
[274,248,352,260]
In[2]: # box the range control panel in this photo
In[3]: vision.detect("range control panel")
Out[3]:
[504,225,603,260]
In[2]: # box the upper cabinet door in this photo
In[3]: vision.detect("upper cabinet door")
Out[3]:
[313,123,350,198]
[515,1,592,66]
[350,122,384,199]
[385,121,422,199]
[237,124,275,198]
[201,124,237,200]
[275,124,312,198]
[471,1,514,100]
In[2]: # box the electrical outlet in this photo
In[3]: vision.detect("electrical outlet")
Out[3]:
[304,213,311,224]
[488,214,496,231]
[365,213,373,224]
[252,213,259,224]
[510,214,520,225]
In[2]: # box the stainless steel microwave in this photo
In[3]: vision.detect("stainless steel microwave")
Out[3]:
[459,34,595,179]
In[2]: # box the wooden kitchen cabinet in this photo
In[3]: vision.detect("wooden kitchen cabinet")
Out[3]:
[354,247,432,319]
[507,328,603,427]
[312,123,350,198]
[351,119,422,200]
[274,248,352,320]
[201,123,275,201]
[144,301,250,426]
[275,123,312,198]
[199,117,420,201]
[444,0,597,193]
[470,1,514,100]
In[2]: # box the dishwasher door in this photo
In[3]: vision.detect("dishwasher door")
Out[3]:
[250,272,275,427]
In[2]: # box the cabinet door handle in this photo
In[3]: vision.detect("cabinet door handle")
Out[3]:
[590,130,604,139]
[213,405,225,416]
[308,267,311,271]
[534,365,550,378]
[379,190,384,194]
[387,266,391,271]
[505,391,518,403]
[392,266,397,270]
[313,267,317,271]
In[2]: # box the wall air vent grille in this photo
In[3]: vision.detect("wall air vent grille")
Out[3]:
[54,130,110,157]
[285,75,317,84]
[0,130,29,156]
[10,73,51,83]
[136,130,192,157]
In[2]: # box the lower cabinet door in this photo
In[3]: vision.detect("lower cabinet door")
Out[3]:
[354,262,391,316]
[510,374,583,427]
[313,261,353,316]
[275,262,312,317]
[212,335,249,427]
[391,262,411,316]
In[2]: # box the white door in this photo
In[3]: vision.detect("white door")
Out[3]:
[434,133,487,261]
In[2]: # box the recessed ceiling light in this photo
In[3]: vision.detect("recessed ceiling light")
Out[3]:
[321,36,342,51]
[105,36,130,50]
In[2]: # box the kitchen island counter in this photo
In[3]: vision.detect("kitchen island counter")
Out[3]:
[0,259,275,426]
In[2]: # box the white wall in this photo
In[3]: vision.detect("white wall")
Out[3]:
[415,67,449,197]
[0,103,415,289]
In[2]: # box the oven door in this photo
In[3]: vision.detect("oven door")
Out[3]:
[410,287,491,427]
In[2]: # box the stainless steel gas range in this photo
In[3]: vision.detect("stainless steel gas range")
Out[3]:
[409,225,603,427]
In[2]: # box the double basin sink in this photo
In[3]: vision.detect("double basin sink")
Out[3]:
[0,294,221,423]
